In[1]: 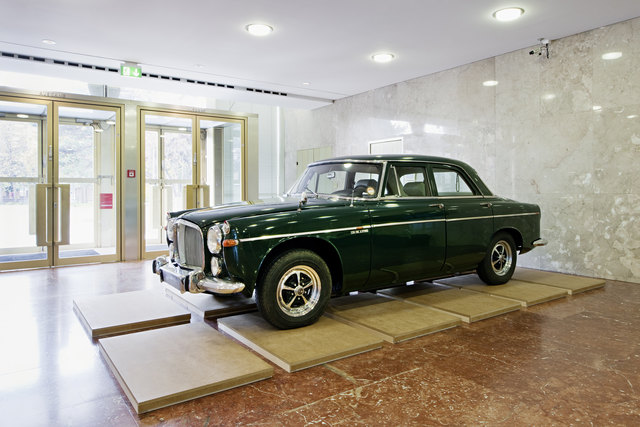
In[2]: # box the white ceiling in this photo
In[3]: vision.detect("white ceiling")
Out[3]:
[1,0,639,109]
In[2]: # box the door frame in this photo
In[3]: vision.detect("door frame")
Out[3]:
[139,107,248,260]
[0,94,124,271]
[53,100,123,266]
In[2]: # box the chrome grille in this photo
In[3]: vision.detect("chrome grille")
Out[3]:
[175,220,205,269]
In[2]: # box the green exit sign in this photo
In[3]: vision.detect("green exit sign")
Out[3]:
[120,64,142,78]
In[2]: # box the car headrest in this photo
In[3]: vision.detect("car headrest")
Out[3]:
[403,182,426,197]
[354,179,377,188]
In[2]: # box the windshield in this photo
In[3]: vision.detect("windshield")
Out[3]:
[289,162,383,198]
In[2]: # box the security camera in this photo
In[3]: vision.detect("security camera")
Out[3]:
[530,38,550,58]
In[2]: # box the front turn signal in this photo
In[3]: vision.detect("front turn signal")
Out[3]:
[222,239,239,247]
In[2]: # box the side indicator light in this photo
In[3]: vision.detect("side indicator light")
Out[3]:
[223,239,239,247]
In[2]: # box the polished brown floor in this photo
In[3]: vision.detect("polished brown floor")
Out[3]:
[0,261,638,426]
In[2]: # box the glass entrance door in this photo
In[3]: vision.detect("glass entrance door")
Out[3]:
[0,98,51,269]
[0,97,121,270]
[54,103,120,265]
[142,112,195,253]
[141,110,245,258]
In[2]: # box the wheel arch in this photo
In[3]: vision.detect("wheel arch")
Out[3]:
[494,227,523,252]
[256,237,344,295]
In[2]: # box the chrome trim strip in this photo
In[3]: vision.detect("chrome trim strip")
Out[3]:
[372,219,445,228]
[446,215,492,222]
[494,212,540,218]
[237,212,539,242]
[238,224,373,243]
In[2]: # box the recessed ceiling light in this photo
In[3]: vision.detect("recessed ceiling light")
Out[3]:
[302,82,310,86]
[627,114,638,119]
[493,7,525,22]
[482,80,498,87]
[41,39,56,45]
[16,113,29,119]
[245,24,273,36]
[372,53,395,63]
[592,105,602,111]
[601,51,622,60]
[178,127,188,131]
[542,93,556,100]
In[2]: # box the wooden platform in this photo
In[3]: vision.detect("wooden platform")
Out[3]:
[99,322,273,414]
[73,290,191,338]
[513,268,606,294]
[164,284,256,319]
[378,283,521,323]
[218,313,383,372]
[435,275,568,307]
[326,293,461,343]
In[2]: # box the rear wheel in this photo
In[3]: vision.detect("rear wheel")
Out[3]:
[477,232,517,285]
[256,249,331,329]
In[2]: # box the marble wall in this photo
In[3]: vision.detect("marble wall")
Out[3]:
[282,18,640,284]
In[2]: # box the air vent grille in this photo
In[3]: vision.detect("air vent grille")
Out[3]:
[0,50,290,97]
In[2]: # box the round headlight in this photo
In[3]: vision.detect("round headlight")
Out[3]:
[207,225,223,254]
[210,257,221,276]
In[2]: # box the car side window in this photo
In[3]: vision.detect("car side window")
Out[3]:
[385,165,430,197]
[432,167,475,196]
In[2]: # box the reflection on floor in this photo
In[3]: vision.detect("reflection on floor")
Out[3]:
[0,261,638,425]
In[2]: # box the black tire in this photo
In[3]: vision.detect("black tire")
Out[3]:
[256,249,331,329]
[477,232,517,285]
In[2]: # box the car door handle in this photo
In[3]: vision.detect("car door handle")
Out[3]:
[481,202,492,208]
[429,203,444,209]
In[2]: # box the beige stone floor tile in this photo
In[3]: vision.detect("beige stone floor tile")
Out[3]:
[378,283,521,323]
[218,313,383,372]
[164,284,256,319]
[513,268,606,294]
[435,274,568,307]
[326,293,461,343]
[73,290,190,338]
[99,322,273,414]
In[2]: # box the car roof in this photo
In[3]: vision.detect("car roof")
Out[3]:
[312,154,470,168]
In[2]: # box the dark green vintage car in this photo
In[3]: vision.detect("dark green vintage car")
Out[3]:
[153,155,546,329]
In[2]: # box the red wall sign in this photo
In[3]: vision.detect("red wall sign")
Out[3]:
[100,193,113,209]
[127,169,136,178]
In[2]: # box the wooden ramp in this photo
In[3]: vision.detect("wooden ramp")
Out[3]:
[99,322,273,414]
[378,283,521,323]
[513,268,606,294]
[218,313,383,372]
[326,293,461,343]
[164,284,256,319]
[74,290,191,338]
[435,274,568,307]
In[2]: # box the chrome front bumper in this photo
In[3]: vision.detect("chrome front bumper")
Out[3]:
[152,256,245,295]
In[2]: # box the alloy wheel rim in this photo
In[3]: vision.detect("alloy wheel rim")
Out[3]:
[491,240,513,276]
[276,265,321,317]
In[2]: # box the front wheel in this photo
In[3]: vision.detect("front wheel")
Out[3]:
[477,232,517,285]
[256,249,331,329]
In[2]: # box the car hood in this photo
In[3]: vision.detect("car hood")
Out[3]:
[179,196,351,228]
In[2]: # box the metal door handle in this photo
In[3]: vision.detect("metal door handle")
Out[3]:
[481,202,493,208]
[55,184,70,245]
[199,185,210,208]
[429,203,444,209]
[35,184,50,246]
[185,184,197,209]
